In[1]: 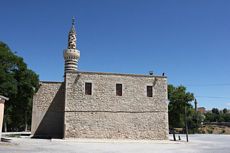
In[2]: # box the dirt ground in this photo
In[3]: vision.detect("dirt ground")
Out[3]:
[1,134,230,153]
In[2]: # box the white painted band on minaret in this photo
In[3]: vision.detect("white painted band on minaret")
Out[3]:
[63,17,80,73]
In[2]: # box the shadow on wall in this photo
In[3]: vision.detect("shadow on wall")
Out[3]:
[32,83,65,139]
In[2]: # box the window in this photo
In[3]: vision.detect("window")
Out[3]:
[85,82,92,95]
[147,86,153,97]
[116,84,122,96]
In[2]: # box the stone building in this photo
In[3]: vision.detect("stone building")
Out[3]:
[31,18,169,139]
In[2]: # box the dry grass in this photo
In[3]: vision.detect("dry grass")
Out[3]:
[199,125,230,134]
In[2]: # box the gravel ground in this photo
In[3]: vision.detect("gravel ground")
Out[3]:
[0,134,230,153]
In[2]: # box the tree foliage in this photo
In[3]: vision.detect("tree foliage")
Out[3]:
[0,42,39,131]
[168,84,204,133]
[223,108,228,114]
[205,108,230,122]
[168,84,195,128]
[212,108,220,115]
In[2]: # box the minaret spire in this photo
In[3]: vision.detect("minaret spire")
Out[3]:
[72,17,75,26]
[194,99,198,112]
[63,17,80,73]
[70,17,76,33]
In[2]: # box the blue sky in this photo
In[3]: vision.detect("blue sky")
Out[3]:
[1,0,230,109]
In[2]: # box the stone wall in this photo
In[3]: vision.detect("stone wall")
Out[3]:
[31,82,65,138]
[64,72,168,139]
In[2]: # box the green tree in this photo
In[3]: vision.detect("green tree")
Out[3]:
[0,42,39,131]
[204,112,215,122]
[168,84,195,129]
[204,108,230,123]
[223,113,230,122]
[223,108,228,114]
[186,109,204,133]
[168,84,204,135]
[212,108,219,115]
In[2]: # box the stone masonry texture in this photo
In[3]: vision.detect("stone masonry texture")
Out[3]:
[31,82,65,138]
[64,72,168,140]
[31,71,168,139]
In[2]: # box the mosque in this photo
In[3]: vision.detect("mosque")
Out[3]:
[31,18,169,139]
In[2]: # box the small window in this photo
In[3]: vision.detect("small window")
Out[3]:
[116,84,122,96]
[85,82,92,95]
[147,86,153,97]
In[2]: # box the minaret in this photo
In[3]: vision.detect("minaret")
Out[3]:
[63,17,80,73]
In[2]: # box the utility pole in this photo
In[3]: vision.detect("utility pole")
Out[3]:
[194,99,198,132]
[185,102,189,142]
